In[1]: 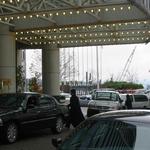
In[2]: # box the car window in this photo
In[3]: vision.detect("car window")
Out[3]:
[60,119,136,150]
[134,95,148,102]
[39,96,56,108]
[27,96,39,107]
[39,96,50,106]
[111,93,117,101]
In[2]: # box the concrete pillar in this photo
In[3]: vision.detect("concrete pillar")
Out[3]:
[0,25,16,93]
[42,45,59,95]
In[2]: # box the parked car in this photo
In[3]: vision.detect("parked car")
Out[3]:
[60,93,71,104]
[120,93,149,109]
[79,95,91,107]
[52,110,150,150]
[0,92,69,143]
[87,91,123,117]
[60,93,71,100]
[53,95,67,103]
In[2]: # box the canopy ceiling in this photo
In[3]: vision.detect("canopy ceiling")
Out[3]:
[0,0,150,48]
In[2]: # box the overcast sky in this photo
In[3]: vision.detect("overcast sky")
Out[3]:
[26,43,150,88]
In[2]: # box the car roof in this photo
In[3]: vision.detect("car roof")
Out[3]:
[89,110,150,123]
[95,90,119,94]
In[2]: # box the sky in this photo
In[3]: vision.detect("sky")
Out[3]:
[26,43,150,88]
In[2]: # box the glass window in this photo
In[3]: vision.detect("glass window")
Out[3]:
[111,93,117,101]
[134,95,148,102]
[96,92,111,101]
[39,96,56,108]
[60,119,137,150]
[39,96,50,106]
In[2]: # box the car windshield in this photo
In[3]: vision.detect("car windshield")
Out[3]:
[96,92,110,99]
[60,118,150,150]
[0,94,25,108]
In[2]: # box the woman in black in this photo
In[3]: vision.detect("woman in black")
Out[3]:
[68,89,85,127]
[125,94,133,109]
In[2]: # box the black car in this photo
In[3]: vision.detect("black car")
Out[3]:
[52,110,150,150]
[0,92,69,143]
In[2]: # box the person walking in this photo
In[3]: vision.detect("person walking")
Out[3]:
[68,89,85,128]
[125,94,133,109]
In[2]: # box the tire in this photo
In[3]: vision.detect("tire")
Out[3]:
[2,122,18,144]
[51,116,64,134]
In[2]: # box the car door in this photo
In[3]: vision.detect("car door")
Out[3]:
[20,95,41,130]
[111,93,122,109]
[132,95,148,108]
[36,95,58,129]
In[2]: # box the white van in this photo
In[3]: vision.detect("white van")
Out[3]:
[87,91,123,117]
[120,93,149,109]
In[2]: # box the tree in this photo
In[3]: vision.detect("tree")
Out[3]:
[102,81,143,90]
[59,48,78,82]
[28,76,42,93]
[27,50,42,92]
[16,65,25,92]
[28,50,42,79]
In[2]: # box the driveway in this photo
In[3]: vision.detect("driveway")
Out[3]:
[0,128,73,150]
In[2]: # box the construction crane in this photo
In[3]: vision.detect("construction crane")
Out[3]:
[117,46,137,81]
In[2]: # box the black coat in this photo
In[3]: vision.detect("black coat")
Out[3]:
[69,95,85,127]
[125,95,132,109]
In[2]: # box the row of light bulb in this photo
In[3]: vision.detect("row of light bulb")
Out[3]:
[0,5,132,21]
[2,0,20,3]
[16,30,150,40]
[29,37,149,45]
[15,20,149,35]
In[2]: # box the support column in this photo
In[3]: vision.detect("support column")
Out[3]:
[42,45,59,95]
[0,25,16,93]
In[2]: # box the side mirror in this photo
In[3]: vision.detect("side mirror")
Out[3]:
[52,138,62,148]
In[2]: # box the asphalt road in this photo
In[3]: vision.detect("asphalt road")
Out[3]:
[0,107,87,150]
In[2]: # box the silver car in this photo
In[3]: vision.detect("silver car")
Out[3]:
[52,110,150,150]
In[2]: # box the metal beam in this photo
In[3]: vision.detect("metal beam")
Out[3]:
[0,2,23,12]
[128,0,150,18]
[0,20,15,26]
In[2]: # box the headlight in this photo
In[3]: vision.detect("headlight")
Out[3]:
[0,118,3,126]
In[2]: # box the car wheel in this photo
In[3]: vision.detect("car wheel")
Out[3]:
[52,116,64,134]
[3,122,18,144]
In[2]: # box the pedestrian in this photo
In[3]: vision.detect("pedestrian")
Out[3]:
[125,94,132,109]
[68,89,85,128]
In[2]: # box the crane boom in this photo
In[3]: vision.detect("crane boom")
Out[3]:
[118,46,136,81]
